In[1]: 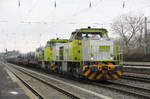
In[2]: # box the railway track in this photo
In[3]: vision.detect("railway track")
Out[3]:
[7,68,44,99]
[62,72,150,98]
[122,75,150,83]
[90,81,150,99]
[123,64,150,66]
[6,64,81,99]
[6,62,150,99]
[5,63,113,99]
[123,65,150,75]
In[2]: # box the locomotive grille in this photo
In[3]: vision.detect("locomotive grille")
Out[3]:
[99,45,110,52]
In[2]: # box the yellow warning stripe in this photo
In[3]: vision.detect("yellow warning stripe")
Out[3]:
[106,74,111,79]
[96,73,103,79]
[116,71,122,76]
[88,72,97,80]
[112,74,118,79]
[83,65,88,71]
[84,69,91,76]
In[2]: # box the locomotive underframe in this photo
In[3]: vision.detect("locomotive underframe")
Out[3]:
[38,60,122,80]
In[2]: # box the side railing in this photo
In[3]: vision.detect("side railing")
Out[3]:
[54,43,123,66]
[114,45,123,65]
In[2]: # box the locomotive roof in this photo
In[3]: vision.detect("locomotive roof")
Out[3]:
[72,28,108,35]
[47,39,69,43]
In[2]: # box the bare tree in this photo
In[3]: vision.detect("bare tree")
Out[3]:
[111,14,144,52]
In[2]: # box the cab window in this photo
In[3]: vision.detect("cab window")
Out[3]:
[75,32,103,40]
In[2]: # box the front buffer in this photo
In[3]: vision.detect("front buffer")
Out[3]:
[82,62,122,80]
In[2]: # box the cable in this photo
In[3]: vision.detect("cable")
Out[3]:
[122,3,150,15]
[24,0,38,21]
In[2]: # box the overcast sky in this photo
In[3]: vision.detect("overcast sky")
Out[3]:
[0,0,150,53]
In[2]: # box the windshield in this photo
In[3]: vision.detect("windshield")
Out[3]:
[48,42,66,46]
[75,32,103,40]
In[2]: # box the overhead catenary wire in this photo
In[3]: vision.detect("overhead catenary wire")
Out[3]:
[23,0,39,21]
[1,0,149,33]
[42,0,150,26]
[41,0,103,34]
[1,0,150,53]
[1,0,150,24]
[41,0,102,25]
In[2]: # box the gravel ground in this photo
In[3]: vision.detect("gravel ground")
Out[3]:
[7,63,142,99]
[7,65,69,99]
[0,62,30,99]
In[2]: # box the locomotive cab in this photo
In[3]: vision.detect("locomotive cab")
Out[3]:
[69,27,108,41]
[69,27,115,62]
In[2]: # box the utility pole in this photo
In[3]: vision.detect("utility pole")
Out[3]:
[5,48,7,54]
[144,17,148,56]
[40,33,41,47]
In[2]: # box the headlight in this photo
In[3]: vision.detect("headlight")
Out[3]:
[91,57,94,60]
[110,57,114,60]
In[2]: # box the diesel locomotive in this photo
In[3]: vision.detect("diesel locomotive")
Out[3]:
[36,27,123,80]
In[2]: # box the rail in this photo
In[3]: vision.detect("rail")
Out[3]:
[6,64,81,99]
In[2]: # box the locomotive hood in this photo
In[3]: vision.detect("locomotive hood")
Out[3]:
[82,37,114,61]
